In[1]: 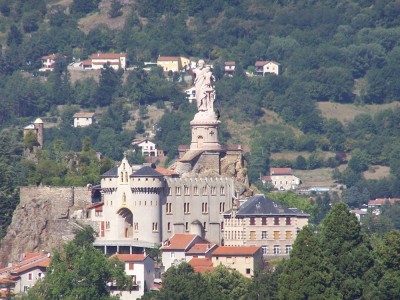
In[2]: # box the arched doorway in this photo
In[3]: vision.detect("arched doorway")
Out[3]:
[117,208,133,238]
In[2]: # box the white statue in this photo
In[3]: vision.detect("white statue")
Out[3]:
[193,60,216,113]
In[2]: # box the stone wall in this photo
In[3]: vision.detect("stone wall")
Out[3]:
[0,186,92,267]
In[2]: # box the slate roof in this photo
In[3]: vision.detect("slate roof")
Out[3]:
[101,166,118,178]
[224,194,309,217]
[130,166,163,177]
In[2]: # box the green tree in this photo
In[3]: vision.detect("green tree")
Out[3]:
[109,0,123,18]
[319,202,374,300]
[95,65,121,107]
[279,226,335,300]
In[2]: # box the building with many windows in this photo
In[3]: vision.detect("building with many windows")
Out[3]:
[222,194,309,257]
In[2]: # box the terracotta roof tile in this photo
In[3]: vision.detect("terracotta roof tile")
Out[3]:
[186,243,216,254]
[270,167,292,175]
[155,167,178,176]
[158,56,180,61]
[90,53,126,59]
[188,258,214,273]
[212,246,261,256]
[161,234,205,251]
[112,254,146,262]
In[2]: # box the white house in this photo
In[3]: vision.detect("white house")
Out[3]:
[131,139,159,157]
[185,87,196,103]
[224,61,236,76]
[254,61,281,76]
[160,234,208,270]
[262,168,300,191]
[79,53,127,70]
[110,254,155,300]
[73,112,96,128]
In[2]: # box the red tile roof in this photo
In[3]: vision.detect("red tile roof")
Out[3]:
[224,61,235,66]
[186,243,216,254]
[368,198,400,206]
[212,246,261,256]
[270,168,292,175]
[90,53,126,59]
[12,257,50,274]
[112,254,146,262]
[161,234,205,251]
[158,56,180,61]
[188,258,214,273]
[260,176,272,181]
[0,253,50,277]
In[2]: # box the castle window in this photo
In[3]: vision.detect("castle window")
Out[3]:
[152,222,158,232]
[176,187,181,195]
[167,222,171,231]
[286,245,292,254]
[274,217,280,225]
[194,186,198,195]
[220,186,225,195]
[250,217,255,225]
[203,222,207,231]
[122,192,126,204]
[166,203,172,214]
[262,231,267,239]
[203,186,207,195]
[125,172,128,182]
[134,223,139,231]
[184,186,189,195]
[262,217,267,225]
[185,222,189,231]
[286,217,291,225]
[274,245,280,254]
[184,203,190,214]
[219,202,225,213]
[121,172,124,182]
[202,202,208,213]
[221,221,224,230]
[211,186,216,195]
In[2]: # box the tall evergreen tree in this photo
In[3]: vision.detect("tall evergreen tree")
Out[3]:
[319,202,374,299]
[279,226,336,300]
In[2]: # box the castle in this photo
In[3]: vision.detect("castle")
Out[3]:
[87,61,249,254]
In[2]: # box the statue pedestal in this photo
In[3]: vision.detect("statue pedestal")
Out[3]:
[190,111,221,151]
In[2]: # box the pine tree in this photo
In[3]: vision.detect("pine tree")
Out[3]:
[319,202,374,299]
[279,226,337,300]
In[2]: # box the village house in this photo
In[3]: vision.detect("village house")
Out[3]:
[110,254,155,300]
[223,194,309,257]
[261,167,300,191]
[157,56,191,72]
[131,139,160,157]
[254,61,281,76]
[367,198,400,215]
[79,53,127,70]
[185,87,196,103]
[39,54,67,71]
[73,112,96,128]
[224,61,236,76]
[211,246,263,278]
[160,234,209,270]
[0,252,50,297]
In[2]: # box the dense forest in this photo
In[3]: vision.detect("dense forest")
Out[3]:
[1,1,400,236]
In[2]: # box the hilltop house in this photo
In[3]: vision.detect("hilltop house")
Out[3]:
[79,53,127,70]
[254,61,281,76]
[73,112,96,128]
[185,87,196,103]
[368,198,400,215]
[40,54,67,71]
[223,194,309,257]
[157,56,191,72]
[224,61,236,76]
[262,167,300,191]
[131,139,161,157]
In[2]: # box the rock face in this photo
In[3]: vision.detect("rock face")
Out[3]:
[0,186,91,267]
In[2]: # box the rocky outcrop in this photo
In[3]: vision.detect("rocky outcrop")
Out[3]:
[0,186,91,267]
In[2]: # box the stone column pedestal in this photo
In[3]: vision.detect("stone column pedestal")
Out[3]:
[190,111,221,151]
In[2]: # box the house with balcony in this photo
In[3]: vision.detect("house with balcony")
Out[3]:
[79,53,127,70]
[40,54,67,71]
[224,61,236,76]
[254,61,281,76]
[110,254,155,300]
